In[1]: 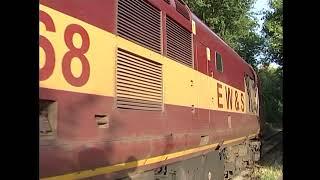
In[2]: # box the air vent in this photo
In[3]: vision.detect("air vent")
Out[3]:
[117,0,162,53]
[164,0,170,4]
[166,17,193,67]
[174,0,190,20]
[116,49,163,111]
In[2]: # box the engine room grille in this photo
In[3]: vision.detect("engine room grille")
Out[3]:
[116,49,163,111]
[117,0,162,54]
[166,17,193,67]
[174,0,190,20]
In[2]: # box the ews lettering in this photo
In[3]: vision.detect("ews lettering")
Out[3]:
[216,82,245,112]
[217,83,223,108]
[235,91,240,111]
[240,93,244,112]
[225,87,233,110]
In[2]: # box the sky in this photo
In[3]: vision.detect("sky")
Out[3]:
[251,0,279,68]
[251,0,271,32]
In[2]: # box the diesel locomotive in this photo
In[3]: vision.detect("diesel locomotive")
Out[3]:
[39,0,261,179]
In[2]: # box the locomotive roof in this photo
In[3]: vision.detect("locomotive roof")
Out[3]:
[191,13,255,72]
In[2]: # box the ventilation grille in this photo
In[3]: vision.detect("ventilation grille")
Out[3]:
[166,17,193,67]
[175,0,190,20]
[164,0,170,4]
[116,49,163,111]
[117,0,162,53]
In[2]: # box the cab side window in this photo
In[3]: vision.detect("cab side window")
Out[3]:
[216,52,223,72]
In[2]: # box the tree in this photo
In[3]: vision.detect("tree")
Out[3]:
[184,0,264,68]
[258,66,282,126]
[262,0,283,66]
[258,0,283,126]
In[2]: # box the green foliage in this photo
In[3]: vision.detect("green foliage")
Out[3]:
[258,66,282,125]
[262,0,283,66]
[184,0,264,68]
[259,0,283,126]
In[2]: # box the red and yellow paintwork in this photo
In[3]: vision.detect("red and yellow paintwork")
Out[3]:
[39,0,260,179]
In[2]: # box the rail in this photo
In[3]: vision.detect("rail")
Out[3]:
[261,130,283,157]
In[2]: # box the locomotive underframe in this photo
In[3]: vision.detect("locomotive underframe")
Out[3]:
[113,139,261,180]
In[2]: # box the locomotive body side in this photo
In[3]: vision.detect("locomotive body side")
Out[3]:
[39,0,260,179]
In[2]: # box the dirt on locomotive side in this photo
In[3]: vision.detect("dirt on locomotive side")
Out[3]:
[232,123,283,180]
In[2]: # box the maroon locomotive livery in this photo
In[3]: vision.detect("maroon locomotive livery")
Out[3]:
[39,0,261,179]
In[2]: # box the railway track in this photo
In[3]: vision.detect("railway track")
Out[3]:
[261,130,283,157]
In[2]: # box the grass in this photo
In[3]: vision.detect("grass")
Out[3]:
[253,163,282,180]
[232,122,283,180]
[253,122,283,180]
